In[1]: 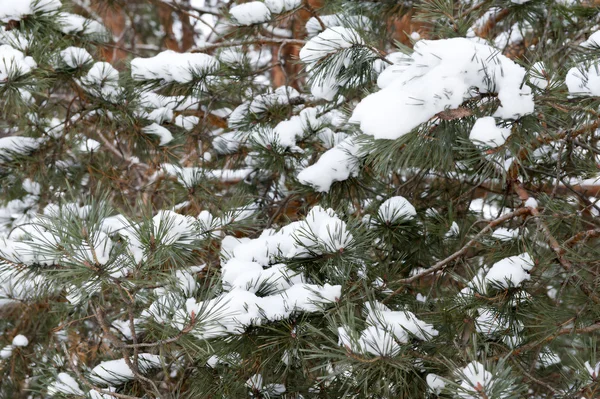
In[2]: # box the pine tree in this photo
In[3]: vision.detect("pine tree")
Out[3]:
[0,0,599,398]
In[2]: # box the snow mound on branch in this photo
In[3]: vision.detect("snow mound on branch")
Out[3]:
[78,62,122,102]
[90,354,161,385]
[350,38,534,140]
[60,46,92,68]
[58,13,106,35]
[469,117,511,148]
[47,373,84,396]
[131,50,219,83]
[338,301,438,356]
[299,27,362,63]
[305,14,371,37]
[378,196,417,223]
[484,253,534,288]
[0,0,61,22]
[458,361,494,399]
[264,0,301,14]
[230,2,271,26]
[0,44,37,81]
[566,64,600,96]
[142,123,174,146]
[299,27,364,100]
[297,137,360,192]
[161,207,347,339]
[0,136,41,158]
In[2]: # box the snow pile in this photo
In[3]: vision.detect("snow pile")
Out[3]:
[251,107,319,150]
[377,196,417,223]
[78,62,122,102]
[305,14,371,37]
[338,301,438,356]
[0,136,41,159]
[491,227,518,241]
[529,61,548,90]
[0,44,37,81]
[585,360,600,380]
[350,38,535,140]
[175,115,199,131]
[297,137,360,192]
[566,64,600,96]
[264,0,301,14]
[142,123,174,146]
[0,333,30,359]
[59,46,92,68]
[58,13,106,35]
[180,284,340,338]
[90,354,161,385]
[12,334,28,347]
[457,361,494,399]
[230,2,271,26]
[153,207,349,339]
[131,50,219,83]
[138,92,199,123]
[581,31,600,48]
[0,0,61,22]
[469,117,511,148]
[299,27,364,100]
[484,253,534,288]
[426,373,446,394]
[249,86,301,114]
[246,374,286,396]
[47,373,84,396]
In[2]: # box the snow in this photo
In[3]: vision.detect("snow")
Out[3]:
[264,0,301,13]
[525,197,538,209]
[0,346,12,359]
[131,50,219,83]
[484,253,534,288]
[229,2,271,26]
[581,31,600,48]
[142,123,174,146]
[60,46,92,68]
[566,64,600,96]
[90,354,161,385]
[377,196,417,223]
[469,117,511,148]
[305,14,371,37]
[78,62,122,102]
[0,0,61,22]
[350,38,534,140]
[299,27,364,100]
[297,137,360,192]
[491,227,518,241]
[0,44,37,81]
[47,373,84,396]
[338,301,437,356]
[11,334,28,347]
[161,207,349,339]
[585,360,600,379]
[0,136,41,158]
[426,373,446,394]
[529,61,548,90]
[458,361,493,399]
[174,115,199,131]
[58,13,106,35]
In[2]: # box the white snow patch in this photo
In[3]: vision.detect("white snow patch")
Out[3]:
[469,117,511,148]
[230,2,271,26]
[350,38,534,140]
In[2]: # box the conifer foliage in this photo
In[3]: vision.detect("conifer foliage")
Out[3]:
[1,0,600,398]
